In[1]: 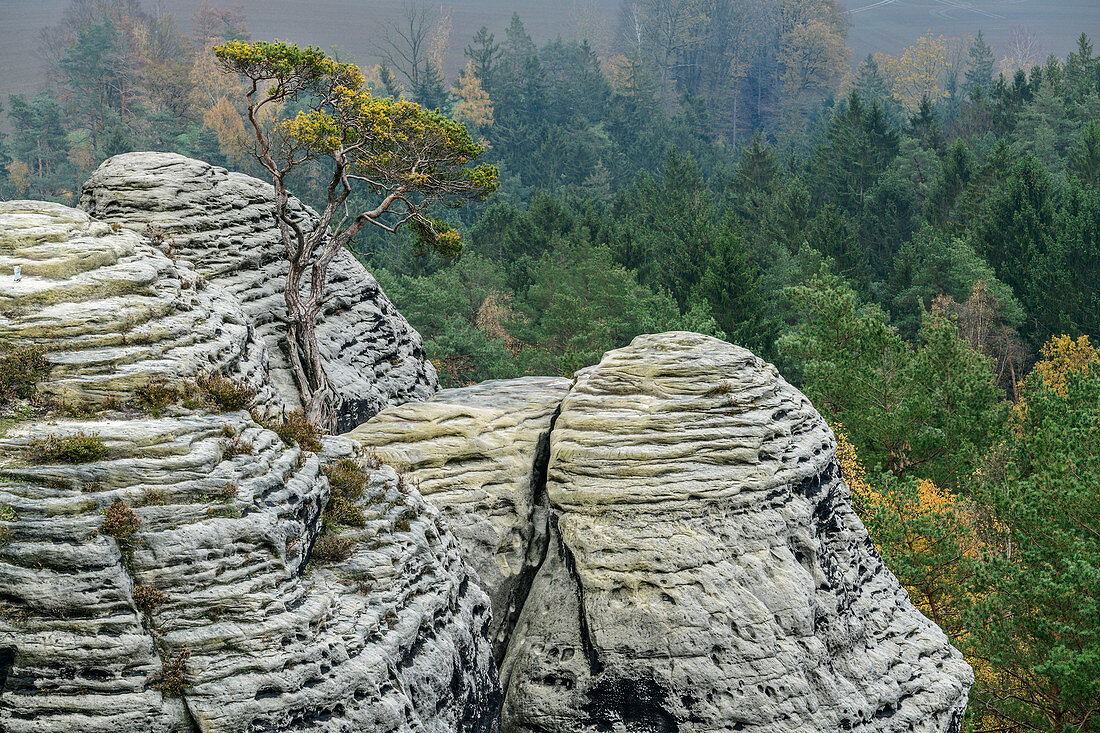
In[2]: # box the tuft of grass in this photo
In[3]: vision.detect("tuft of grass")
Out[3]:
[101,500,141,541]
[26,432,109,464]
[153,647,190,696]
[0,505,15,522]
[135,487,169,506]
[312,532,356,564]
[321,459,367,528]
[133,584,168,614]
[269,411,322,452]
[220,435,253,459]
[196,374,255,412]
[206,504,242,519]
[0,345,49,405]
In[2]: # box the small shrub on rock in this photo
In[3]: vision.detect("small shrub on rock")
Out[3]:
[133,584,168,614]
[136,488,169,506]
[102,500,141,541]
[204,482,238,503]
[321,459,367,528]
[0,345,49,404]
[312,533,356,564]
[220,435,254,459]
[0,505,15,522]
[153,647,191,696]
[270,411,322,452]
[196,374,256,412]
[134,378,184,415]
[26,433,109,464]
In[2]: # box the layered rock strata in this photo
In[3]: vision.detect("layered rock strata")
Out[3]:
[0,201,275,409]
[80,152,438,432]
[355,332,973,733]
[0,199,498,732]
[0,419,498,733]
[348,376,571,660]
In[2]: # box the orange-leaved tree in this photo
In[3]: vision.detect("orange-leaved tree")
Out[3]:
[214,40,498,428]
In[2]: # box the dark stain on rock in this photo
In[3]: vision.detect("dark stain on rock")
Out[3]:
[581,676,680,733]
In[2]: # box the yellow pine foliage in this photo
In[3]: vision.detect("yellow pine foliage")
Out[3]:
[1012,334,1097,433]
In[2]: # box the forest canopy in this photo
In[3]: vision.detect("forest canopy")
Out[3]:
[2,2,1100,729]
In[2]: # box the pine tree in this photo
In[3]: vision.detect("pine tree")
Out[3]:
[964,30,995,98]
[968,361,1100,731]
[1069,122,1100,186]
[693,224,771,352]
[464,25,501,88]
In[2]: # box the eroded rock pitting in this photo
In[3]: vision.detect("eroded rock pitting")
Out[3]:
[0,198,498,733]
[358,332,973,733]
[80,152,438,432]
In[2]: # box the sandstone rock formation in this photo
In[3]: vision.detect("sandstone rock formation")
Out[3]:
[355,333,973,733]
[0,200,498,732]
[80,152,438,432]
[0,201,275,409]
[4,165,972,733]
[348,377,571,660]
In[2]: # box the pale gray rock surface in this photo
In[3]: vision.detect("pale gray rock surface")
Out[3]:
[0,200,275,409]
[498,332,972,733]
[0,197,499,732]
[348,376,571,660]
[80,152,438,432]
[0,419,498,733]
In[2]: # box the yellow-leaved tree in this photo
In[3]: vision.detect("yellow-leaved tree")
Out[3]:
[452,61,494,129]
[880,33,952,111]
[214,40,498,428]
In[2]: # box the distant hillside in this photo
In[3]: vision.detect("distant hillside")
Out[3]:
[2,0,1098,105]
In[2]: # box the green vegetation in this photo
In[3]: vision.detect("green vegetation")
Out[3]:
[267,411,323,453]
[966,363,1100,729]
[101,499,141,541]
[25,432,109,464]
[321,459,368,528]
[0,345,48,405]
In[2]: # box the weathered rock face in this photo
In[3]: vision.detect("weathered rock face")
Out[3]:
[5,169,972,733]
[80,152,438,432]
[348,377,571,661]
[0,200,499,732]
[0,419,498,733]
[355,332,973,733]
[0,201,275,409]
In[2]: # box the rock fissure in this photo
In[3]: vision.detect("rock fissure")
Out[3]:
[550,513,602,677]
[4,156,975,732]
